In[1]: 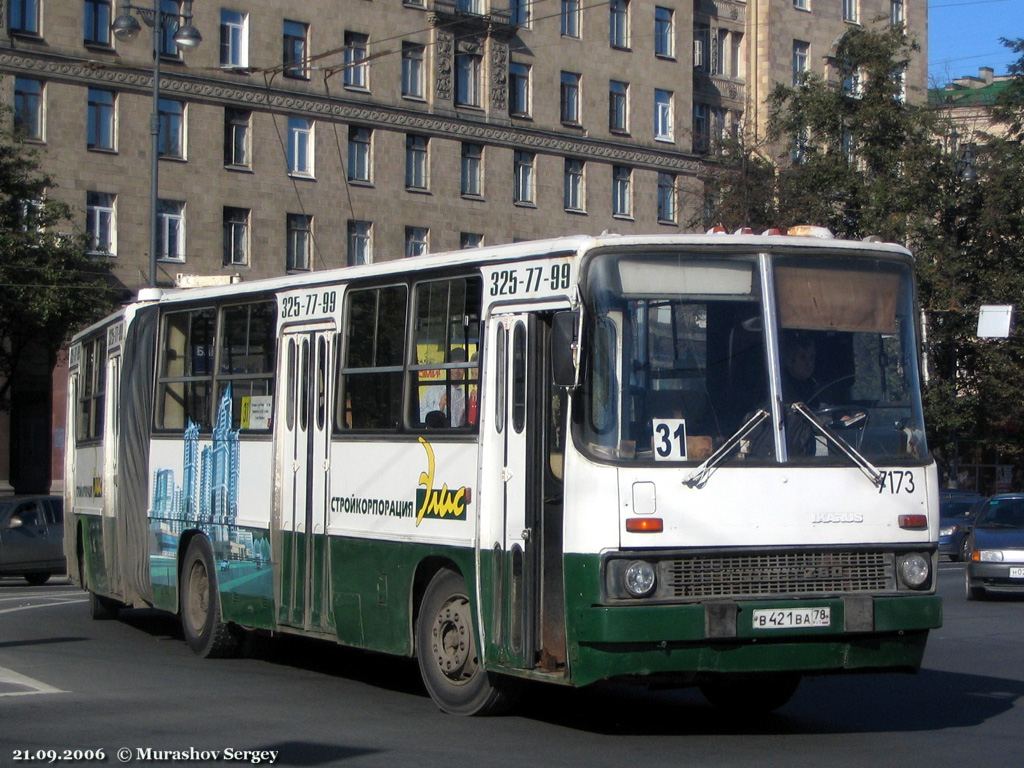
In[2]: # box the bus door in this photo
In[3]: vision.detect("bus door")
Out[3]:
[483,312,555,670]
[278,325,335,632]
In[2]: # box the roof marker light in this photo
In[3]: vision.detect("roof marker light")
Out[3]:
[706,226,728,234]
[733,227,753,235]
[787,225,835,239]
[761,227,787,236]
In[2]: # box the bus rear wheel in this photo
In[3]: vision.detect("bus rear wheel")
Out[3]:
[416,569,511,715]
[180,537,238,659]
[699,673,801,715]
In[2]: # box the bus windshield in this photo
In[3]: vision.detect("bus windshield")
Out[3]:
[578,250,927,465]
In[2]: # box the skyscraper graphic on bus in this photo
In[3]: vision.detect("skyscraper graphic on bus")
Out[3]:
[149,385,254,561]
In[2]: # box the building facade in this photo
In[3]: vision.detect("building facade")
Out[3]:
[0,0,927,493]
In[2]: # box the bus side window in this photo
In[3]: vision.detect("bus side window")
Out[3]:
[156,307,215,431]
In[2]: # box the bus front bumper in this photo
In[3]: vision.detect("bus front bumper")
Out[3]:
[566,594,942,687]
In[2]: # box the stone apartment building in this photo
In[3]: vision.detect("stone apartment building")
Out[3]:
[0,0,926,494]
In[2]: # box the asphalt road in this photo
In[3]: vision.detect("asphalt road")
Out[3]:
[1,562,1021,768]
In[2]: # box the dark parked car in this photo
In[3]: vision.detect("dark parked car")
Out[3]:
[0,495,65,585]
[939,489,985,561]
[964,493,1024,600]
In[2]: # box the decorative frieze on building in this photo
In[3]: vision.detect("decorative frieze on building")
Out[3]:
[434,28,454,102]
[489,39,508,113]
[0,49,702,173]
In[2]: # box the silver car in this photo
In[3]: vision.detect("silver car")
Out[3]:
[0,495,65,585]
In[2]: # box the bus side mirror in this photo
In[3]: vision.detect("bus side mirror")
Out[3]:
[551,311,579,388]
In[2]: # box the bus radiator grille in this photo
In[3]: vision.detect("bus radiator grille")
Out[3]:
[664,551,895,599]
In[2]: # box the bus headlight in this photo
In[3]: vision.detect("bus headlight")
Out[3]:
[897,553,930,589]
[623,561,656,598]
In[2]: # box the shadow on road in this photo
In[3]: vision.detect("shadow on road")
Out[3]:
[0,636,88,650]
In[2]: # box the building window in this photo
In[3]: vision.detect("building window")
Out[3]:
[84,0,112,46]
[287,213,312,270]
[283,20,309,79]
[843,0,858,22]
[692,103,708,152]
[222,207,249,266]
[654,88,673,141]
[159,0,184,58]
[728,33,744,79]
[220,9,248,68]
[609,80,629,132]
[86,192,116,255]
[9,0,40,34]
[461,142,482,197]
[402,42,425,99]
[694,24,709,71]
[348,126,372,183]
[609,0,629,49]
[158,98,184,158]
[455,50,482,107]
[563,158,584,212]
[654,7,673,58]
[344,31,369,90]
[612,165,631,217]
[510,0,530,27]
[405,226,429,257]
[224,108,250,167]
[405,134,428,190]
[792,40,809,85]
[347,220,372,265]
[657,172,677,223]
[793,0,808,9]
[157,199,185,261]
[460,232,483,248]
[509,62,531,117]
[561,0,579,37]
[287,117,313,176]
[13,78,43,141]
[890,0,904,25]
[560,71,581,125]
[457,0,481,12]
[87,88,116,151]
[514,150,535,204]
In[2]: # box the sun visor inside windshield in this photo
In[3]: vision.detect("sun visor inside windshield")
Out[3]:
[776,266,899,334]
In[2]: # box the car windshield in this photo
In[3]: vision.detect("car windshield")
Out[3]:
[975,498,1024,529]
[940,499,980,520]
[577,249,927,466]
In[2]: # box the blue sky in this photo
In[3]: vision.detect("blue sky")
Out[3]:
[928,0,1024,85]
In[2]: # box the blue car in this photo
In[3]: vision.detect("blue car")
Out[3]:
[939,490,985,561]
[964,493,1024,600]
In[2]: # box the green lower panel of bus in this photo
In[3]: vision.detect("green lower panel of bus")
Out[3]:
[78,515,111,595]
[562,554,942,687]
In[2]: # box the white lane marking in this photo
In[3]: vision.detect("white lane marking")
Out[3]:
[0,665,66,697]
[0,598,88,615]
[0,591,85,603]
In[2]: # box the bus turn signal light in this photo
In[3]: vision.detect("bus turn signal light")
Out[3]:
[898,514,928,530]
[626,517,664,533]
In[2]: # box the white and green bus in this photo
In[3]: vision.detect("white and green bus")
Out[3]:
[65,232,941,714]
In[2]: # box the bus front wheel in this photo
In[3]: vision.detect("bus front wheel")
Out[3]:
[180,537,238,659]
[415,569,512,715]
[699,673,801,715]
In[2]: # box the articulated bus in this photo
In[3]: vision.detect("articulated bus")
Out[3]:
[65,232,941,714]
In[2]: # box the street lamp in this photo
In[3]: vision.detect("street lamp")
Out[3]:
[111,1,202,288]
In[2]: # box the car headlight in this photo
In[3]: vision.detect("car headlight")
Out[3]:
[897,553,930,589]
[979,550,1004,562]
[939,525,958,537]
[623,560,656,597]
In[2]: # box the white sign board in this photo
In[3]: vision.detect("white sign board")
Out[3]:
[977,305,1014,339]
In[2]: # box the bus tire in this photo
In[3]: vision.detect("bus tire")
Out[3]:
[24,573,50,586]
[699,673,801,715]
[415,569,511,716]
[180,537,238,659]
[89,591,121,620]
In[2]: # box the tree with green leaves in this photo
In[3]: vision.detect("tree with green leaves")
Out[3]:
[0,108,117,413]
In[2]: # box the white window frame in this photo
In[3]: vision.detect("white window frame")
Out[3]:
[460,232,483,248]
[157,199,185,262]
[563,158,585,212]
[287,213,312,271]
[793,0,809,9]
[792,40,809,85]
[344,31,369,90]
[461,142,483,197]
[654,88,673,142]
[86,191,116,255]
[220,9,248,68]
[405,226,429,257]
[657,172,677,224]
[561,71,581,125]
[654,7,674,58]
[843,0,858,23]
[610,0,629,48]
[612,165,632,217]
[455,51,482,107]
[222,206,249,267]
[402,42,425,99]
[609,80,629,133]
[347,220,372,265]
[287,116,314,177]
[890,0,904,25]
[405,134,429,190]
[561,0,580,38]
[513,150,535,205]
[348,126,372,183]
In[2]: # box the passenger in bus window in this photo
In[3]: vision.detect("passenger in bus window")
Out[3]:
[441,348,468,427]
[781,331,820,406]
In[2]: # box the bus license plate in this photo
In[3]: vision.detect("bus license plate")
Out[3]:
[1009,567,1024,579]
[752,607,831,629]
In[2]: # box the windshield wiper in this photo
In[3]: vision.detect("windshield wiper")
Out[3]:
[683,409,770,489]
[790,402,884,487]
